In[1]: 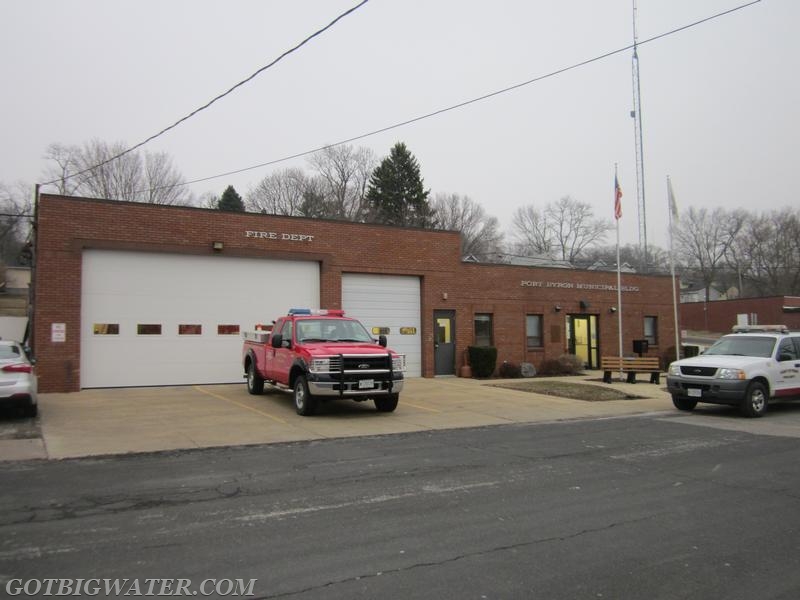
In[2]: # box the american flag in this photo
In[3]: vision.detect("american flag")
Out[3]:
[614,175,623,220]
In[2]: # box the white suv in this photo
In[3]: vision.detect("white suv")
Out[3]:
[667,325,800,418]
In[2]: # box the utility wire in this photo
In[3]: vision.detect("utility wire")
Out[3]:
[40,0,370,187]
[163,0,761,190]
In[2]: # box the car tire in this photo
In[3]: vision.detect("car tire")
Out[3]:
[740,381,768,418]
[22,403,38,418]
[246,361,264,395]
[672,395,697,412]
[294,376,317,416]
[374,394,399,413]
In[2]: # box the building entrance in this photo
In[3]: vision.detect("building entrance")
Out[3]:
[567,314,599,369]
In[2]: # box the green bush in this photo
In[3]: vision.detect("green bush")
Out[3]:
[468,346,497,378]
[498,361,522,379]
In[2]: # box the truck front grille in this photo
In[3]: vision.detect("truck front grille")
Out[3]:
[679,365,717,377]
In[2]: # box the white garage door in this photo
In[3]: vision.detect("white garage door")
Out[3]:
[81,250,319,388]
[342,274,421,377]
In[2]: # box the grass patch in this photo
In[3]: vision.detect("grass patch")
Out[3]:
[491,380,646,402]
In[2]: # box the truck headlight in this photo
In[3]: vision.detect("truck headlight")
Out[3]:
[392,355,406,372]
[668,363,681,376]
[309,358,330,373]
[717,368,745,380]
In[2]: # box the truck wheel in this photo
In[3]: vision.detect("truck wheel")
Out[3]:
[246,362,264,395]
[374,394,399,413]
[740,381,768,418]
[294,376,317,416]
[672,395,697,412]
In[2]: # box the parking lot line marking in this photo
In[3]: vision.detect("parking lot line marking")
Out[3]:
[193,386,288,424]
[401,400,442,413]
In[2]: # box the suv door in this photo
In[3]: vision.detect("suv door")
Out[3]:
[774,336,800,397]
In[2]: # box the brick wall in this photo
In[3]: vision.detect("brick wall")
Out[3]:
[34,195,678,391]
[681,297,800,333]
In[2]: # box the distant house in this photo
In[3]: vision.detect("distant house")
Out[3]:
[585,260,636,273]
[679,281,728,304]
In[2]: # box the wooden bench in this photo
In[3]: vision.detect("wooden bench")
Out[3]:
[601,356,662,384]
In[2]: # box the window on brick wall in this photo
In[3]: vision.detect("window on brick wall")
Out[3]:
[644,316,658,346]
[526,315,543,349]
[474,314,493,347]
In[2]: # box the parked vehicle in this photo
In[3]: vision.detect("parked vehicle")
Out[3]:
[667,325,800,417]
[242,309,405,415]
[0,341,38,417]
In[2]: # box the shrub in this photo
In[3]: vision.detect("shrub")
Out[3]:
[468,346,497,378]
[537,354,584,376]
[537,358,563,376]
[557,354,584,375]
[498,360,522,379]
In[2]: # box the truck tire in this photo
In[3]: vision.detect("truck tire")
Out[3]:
[294,375,317,416]
[246,361,265,395]
[374,393,399,413]
[672,395,697,412]
[740,381,768,418]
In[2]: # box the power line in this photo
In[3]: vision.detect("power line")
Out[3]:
[40,0,370,187]
[166,0,762,190]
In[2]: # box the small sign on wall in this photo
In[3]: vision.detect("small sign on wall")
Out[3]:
[51,323,66,343]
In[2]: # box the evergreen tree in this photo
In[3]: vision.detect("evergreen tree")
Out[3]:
[217,185,245,212]
[365,142,435,227]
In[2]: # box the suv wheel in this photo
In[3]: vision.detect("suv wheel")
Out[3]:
[672,395,697,412]
[740,381,768,418]
[294,376,317,416]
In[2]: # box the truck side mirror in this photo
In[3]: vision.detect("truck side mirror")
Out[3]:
[271,334,283,348]
[378,334,388,348]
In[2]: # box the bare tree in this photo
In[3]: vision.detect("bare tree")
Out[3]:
[740,208,800,296]
[307,145,376,221]
[432,193,503,257]
[41,140,192,205]
[511,197,610,263]
[247,168,309,216]
[511,205,552,257]
[0,181,34,266]
[674,207,742,303]
[547,197,612,263]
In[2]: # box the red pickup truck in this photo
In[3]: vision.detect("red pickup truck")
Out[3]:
[242,309,405,415]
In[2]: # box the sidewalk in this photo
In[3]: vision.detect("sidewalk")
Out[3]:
[2,373,673,461]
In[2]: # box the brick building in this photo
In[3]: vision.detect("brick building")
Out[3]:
[33,194,678,392]
[681,296,800,334]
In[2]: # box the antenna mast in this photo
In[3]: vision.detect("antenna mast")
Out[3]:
[631,0,648,271]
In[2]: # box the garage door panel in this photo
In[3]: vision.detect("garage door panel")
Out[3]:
[81,250,318,388]
[342,274,421,378]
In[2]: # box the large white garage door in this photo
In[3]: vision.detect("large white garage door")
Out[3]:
[81,250,319,388]
[342,274,421,377]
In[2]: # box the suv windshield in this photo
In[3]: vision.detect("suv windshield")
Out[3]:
[295,319,374,343]
[703,335,776,358]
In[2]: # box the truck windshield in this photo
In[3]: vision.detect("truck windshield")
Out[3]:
[295,319,374,343]
[703,336,776,358]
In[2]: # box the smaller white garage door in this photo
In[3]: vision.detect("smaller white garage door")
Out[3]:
[342,274,421,377]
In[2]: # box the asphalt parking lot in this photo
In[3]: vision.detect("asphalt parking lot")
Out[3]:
[2,374,799,461]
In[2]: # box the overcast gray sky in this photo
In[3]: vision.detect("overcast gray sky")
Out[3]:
[1,0,796,248]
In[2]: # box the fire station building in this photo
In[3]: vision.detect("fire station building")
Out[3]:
[33,194,678,393]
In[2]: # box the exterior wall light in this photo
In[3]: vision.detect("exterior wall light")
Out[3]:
[609,307,617,313]
[212,241,224,252]
[554,305,562,312]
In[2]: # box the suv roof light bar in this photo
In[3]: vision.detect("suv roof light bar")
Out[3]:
[731,324,789,334]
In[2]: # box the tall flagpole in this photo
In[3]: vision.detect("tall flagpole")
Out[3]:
[615,166,624,381]
[667,176,681,362]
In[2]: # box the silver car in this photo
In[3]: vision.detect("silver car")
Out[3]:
[0,341,38,417]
